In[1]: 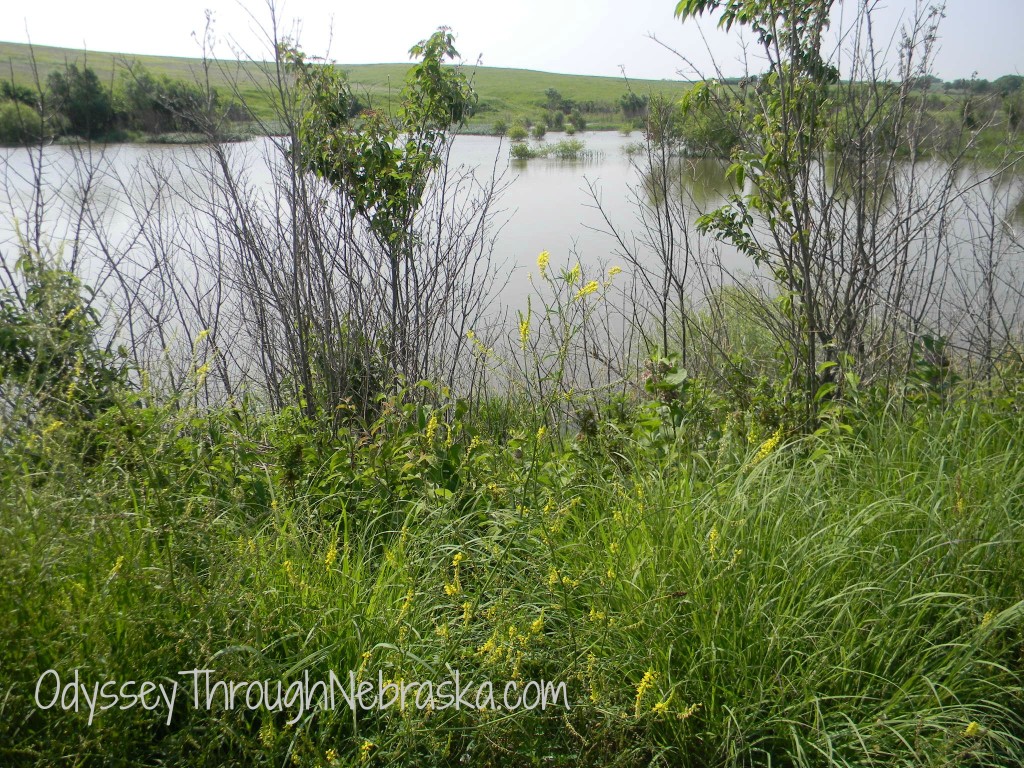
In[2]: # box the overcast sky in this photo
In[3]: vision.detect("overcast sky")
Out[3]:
[1,1,1021,81]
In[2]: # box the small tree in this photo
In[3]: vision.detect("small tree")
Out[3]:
[284,28,478,396]
[46,64,115,139]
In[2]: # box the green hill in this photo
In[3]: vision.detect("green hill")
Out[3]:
[0,40,690,129]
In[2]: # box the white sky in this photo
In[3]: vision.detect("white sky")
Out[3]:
[1,0,1021,81]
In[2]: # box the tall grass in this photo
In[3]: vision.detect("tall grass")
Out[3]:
[3,383,1023,766]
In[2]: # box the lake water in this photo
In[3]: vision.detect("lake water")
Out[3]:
[0,131,741,315]
[2,131,1022,385]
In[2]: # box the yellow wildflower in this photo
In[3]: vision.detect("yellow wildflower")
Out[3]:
[108,555,125,579]
[567,262,581,285]
[452,552,465,567]
[530,612,544,634]
[964,721,982,737]
[325,748,338,763]
[547,568,560,588]
[426,414,439,443]
[360,740,375,762]
[537,250,550,276]
[608,265,622,277]
[752,426,783,465]
[258,722,275,747]
[42,419,64,437]
[324,544,337,568]
[707,525,719,560]
[634,669,658,717]
[574,280,599,300]
[536,425,546,440]
[678,701,702,720]
[652,695,671,716]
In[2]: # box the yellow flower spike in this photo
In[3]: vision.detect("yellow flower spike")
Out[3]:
[678,701,702,720]
[360,740,375,762]
[573,280,599,300]
[530,612,544,634]
[195,362,211,385]
[752,425,784,465]
[324,544,337,568]
[444,580,461,596]
[964,721,982,737]
[326,748,338,763]
[259,722,275,747]
[652,695,671,716]
[108,555,125,579]
[634,669,658,718]
[608,265,622,277]
[537,250,550,276]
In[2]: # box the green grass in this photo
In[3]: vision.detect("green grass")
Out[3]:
[0,40,689,129]
[3,376,1024,766]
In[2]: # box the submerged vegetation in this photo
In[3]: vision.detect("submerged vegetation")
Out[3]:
[2,1,1024,766]
[510,138,599,161]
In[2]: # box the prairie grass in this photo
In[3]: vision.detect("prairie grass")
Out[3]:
[3,383,1023,766]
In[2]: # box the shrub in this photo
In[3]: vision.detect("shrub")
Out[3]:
[0,100,43,144]
[47,64,116,139]
[510,141,538,160]
[508,122,528,141]
[531,121,546,139]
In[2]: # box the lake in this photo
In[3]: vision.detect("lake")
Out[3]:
[2,130,1022,392]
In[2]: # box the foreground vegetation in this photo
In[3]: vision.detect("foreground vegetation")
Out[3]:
[2,1,1024,765]
[3,263,1024,766]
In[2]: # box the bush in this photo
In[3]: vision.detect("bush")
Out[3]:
[508,122,528,141]
[0,100,43,144]
[0,249,128,426]
[532,121,547,139]
[510,141,538,160]
[492,118,507,136]
[47,64,116,139]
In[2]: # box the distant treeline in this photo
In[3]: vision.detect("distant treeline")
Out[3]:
[0,63,247,144]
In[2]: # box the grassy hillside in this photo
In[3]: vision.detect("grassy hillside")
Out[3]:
[0,40,689,128]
